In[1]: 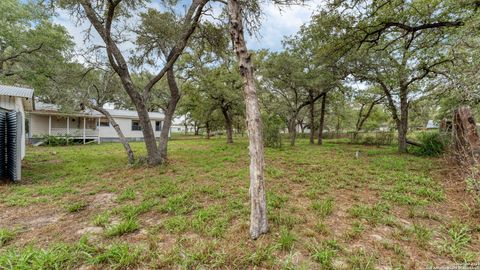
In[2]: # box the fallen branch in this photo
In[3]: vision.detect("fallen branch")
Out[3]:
[406,139,422,147]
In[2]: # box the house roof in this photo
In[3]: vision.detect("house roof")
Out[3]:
[31,101,164,120]
[0,84,34,111]
[104,109,164,120]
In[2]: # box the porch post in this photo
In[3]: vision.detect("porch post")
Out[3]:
[83,117,86,144]
[48,115,51,135]
[96,118,100,144]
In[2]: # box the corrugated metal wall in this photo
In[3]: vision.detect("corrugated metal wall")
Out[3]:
[0,111,22,182]
[0,113,5,178]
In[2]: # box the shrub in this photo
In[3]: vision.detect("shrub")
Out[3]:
[411,132,449,156]
[41,135,78,146]
[351,132,394,146]
[262,113,283,148]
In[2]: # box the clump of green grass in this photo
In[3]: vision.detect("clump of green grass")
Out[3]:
[117,188,136,202]
[439,222,475,262]
[0,228,16,247]
[309,239,341,269]
[247,243,277,267]
[409,224,432,247]
[159,193,195,215]
[66,201,88,213]
[105,218,139,237]
[314,221,330,236]
[163,216,189,234]
[311,197,334,218]
[278,227,296,251]
[161,240,227,269]
[347,249,376,269]
[191,206,228,237]
[115,199,157,219]
[92,212,110,227]
[91,243,142,269]
[270,211,303,229]
[345,221,365,240]
[348,202,391,225]
[267,192,288,210]
[382,241,406,258]
[0,243,75,269]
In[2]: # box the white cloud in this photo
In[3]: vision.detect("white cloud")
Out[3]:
[246,2,316,51]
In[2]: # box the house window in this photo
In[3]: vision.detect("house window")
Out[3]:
[155,121,162,131]
[132,120,141,131]
[99,119,110,127]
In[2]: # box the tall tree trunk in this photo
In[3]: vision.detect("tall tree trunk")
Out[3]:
[206,122,211,139]
[158,68,181,161]
[221,106,234,144]
[397,87,409,153]
[228,0,267,240]
[354,100,379,140]
[353,104,365,141]
[318,93,327,145]
[194,122,199,135]
[93,106,135,164]
[80,1,161,166]
[288,118,297,146]
[309,92,315,144]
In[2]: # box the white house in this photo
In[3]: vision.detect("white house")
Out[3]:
[28,102,165,144]
[0,85,34,159]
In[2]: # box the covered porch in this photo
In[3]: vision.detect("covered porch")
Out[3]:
[30,113,101,144]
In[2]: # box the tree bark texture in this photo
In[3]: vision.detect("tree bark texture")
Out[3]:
[228,0,268,240]
[453,106,480,163]
[93,106,135,164]
[221,106,234,144]
[397,86,409,153]
[158,68,181,161]
[318,93,327,145]
[288,118,297,146]
[309,92,315,144]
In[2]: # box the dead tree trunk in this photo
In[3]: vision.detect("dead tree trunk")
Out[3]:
[92,106,135,164]
[318,93,327,145]
[453,106,480,162]
[228,0,268,240]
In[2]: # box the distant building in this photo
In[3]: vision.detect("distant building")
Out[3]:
[426,120,439,129]
[29,102,165,143]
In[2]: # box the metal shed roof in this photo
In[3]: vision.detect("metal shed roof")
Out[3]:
[0,85,34,111]
[0,85,34,99]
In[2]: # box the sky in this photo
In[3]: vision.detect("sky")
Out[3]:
[54,1,316,54]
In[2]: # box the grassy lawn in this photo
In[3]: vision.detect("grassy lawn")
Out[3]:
[0,137,479,269]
